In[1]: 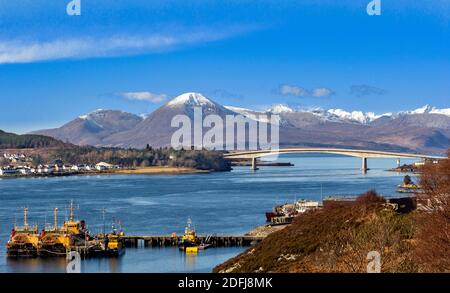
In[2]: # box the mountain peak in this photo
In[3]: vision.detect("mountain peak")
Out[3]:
[404,104,450,116]
[166,92,217,108]
[268,104,294,114]
[79,109,106,120]
[409,104,434,114]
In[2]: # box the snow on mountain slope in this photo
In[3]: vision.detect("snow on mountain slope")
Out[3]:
[402,104,450,116]
[167,92,219,108]
[265,104,450,124]
[224,106,260,116]
[268,104,294,114]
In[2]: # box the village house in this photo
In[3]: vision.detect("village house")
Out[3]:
[95,162,114,171]
[2,153,29,163]
[18,167,32,175]
[0,168,20,176]
[71,164,93,171]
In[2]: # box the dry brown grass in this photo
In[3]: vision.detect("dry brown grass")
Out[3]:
[414,151,450,272]
[214,153,450,273]
[214,191,416,273]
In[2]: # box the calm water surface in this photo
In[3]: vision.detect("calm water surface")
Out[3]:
[0,154,417,273]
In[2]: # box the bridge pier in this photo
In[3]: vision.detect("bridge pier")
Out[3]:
[251,157,258,171]
[361,157,368,173]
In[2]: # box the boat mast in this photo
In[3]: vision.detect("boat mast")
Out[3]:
[102,208,106,235]
[23,207,28,227]
[54,208,58,229]
[69,200,74,222]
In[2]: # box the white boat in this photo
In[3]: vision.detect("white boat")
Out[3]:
[294,199,321,213]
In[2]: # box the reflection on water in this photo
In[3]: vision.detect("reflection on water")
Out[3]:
[0,154,417,273]
[7,257,67,273]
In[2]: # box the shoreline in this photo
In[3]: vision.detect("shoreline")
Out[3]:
[107,166,211,175]
[245,223,290,238]
[0,166,211,179]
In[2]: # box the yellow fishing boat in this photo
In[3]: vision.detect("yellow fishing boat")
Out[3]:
[39,201,93,256]
[179,218,200,253]
[6,208,40,257]
[104,220,125,256]
[39,208,69,256]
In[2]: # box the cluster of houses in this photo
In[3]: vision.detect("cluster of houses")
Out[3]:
[0,161,119,176]
[3,153,32,163]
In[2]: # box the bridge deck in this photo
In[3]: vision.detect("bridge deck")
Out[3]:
[224,147,446,160]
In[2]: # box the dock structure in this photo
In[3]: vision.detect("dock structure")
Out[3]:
[120,235,264,248]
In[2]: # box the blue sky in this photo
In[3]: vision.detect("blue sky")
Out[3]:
[0,0,449,133]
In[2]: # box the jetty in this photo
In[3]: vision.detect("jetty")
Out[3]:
[121,235,264,248]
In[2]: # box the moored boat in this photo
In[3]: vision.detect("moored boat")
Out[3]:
[103,220,125,257]
[266,198,321,223]
[6,208,40,257]
[38,208,68,256]
[179,218,200,252]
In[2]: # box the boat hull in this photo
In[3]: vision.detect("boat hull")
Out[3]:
[6,244,38,257]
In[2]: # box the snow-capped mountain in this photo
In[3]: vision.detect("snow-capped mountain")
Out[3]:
[401,104,450,116]
[167,92,222,109]
[264,104,450,125]
[31,93,450,151]
[102,92,235,148]
[268,104,295,114]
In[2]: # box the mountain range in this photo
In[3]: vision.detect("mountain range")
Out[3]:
[31,92,450,152]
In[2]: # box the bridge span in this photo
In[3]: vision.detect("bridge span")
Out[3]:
[223,147,446,172]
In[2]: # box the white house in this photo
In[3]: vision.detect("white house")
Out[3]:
[0,168,19,176]
[95,162,114,171]
[44,165,55,173]
[19,168,31,175]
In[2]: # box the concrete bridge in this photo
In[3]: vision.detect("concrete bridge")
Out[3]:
[224,148,446,172]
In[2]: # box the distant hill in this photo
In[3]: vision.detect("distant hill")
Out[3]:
[0,130,71,149]
[30,110,143,146]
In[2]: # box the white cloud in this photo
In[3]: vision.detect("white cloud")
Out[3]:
[0,30,242,64]
[311,87,334,97]
[279,84,307,97]
[119,91,167,103]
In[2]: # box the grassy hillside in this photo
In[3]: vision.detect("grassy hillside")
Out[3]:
[214,154,450,273]
[214,192,417,273]
[0,129,71,149]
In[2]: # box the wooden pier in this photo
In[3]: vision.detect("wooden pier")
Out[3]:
[120,235,264,248]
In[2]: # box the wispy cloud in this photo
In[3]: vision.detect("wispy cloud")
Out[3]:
[119,91,167,103]
[278,84,307,97]
[350,84,387,97]
[278,84,334,98]
[311,87,334,97]
[0,29,249,64]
